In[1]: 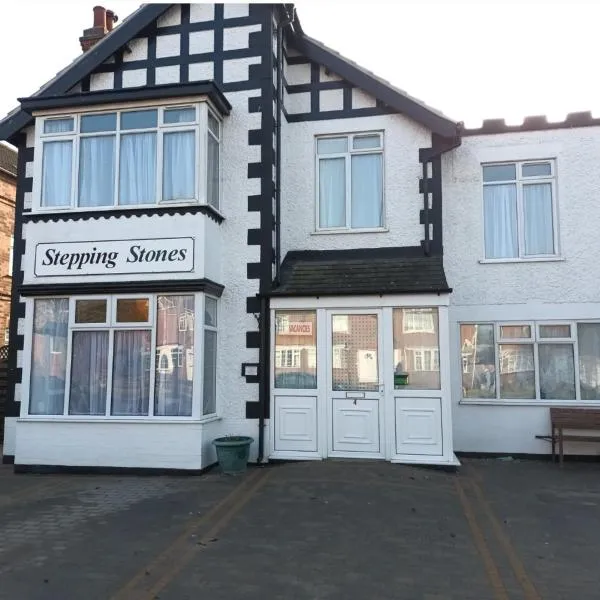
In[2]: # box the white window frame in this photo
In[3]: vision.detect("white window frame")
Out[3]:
[23,292,216,421]
[459,320,595,405]
[202,295,218,417]
[481,159,559,261]
[33,100,222,213]
[315,131,385,232]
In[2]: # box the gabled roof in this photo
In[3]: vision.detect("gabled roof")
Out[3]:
[0,3,459,142]
[0,4,171,143]
[290,33,459,138]
[271,247,451,296]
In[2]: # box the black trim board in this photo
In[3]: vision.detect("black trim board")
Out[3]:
[23,204,224,224]
[13,462,218,476]
[19,81,231,116]
[0,4,172,142]
[20,278,224,298]
[2,455,15,465]
[289,34,458,137]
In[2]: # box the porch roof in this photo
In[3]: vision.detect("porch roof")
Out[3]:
[270,247,452,297]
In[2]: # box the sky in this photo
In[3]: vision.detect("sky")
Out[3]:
[1,0,600,127]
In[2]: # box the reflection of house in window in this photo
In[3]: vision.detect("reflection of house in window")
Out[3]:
[411,348,439,371]
[499,347,534,374]
[402,309,435,333]
[332,344,346,369]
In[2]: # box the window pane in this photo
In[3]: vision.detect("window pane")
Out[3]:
[351,154,383,228]
[353,135,380,150]
[539,324,571,338]
[522,162,551,177]
[207,133,219,208]
[482,164,516,182]
[393,308,440,390]
[155,296,194,416]
[205,297,217,326]
[539,344,575,400]
[523,183,554,255]
[460,324,496,398]
[499,344,535,399]
[203,329,217,414]
[332,314,378,391]
[44,118,74,134]
[42,141,72,207]
[116,298,149,323]
[500,325,531,339]
[275,311,317,389]
[119,132,157,205]
[208,112,219,136]
[163,131,196,200]
[319,157,345,228]
[121,109,157,130]
[484,184,517,258]
[29,299,69,415]
[78,136,115,207]
[75,299,107,323]
[578,323,600,400]
[80,113,117,133]
[69,331,109,415]
[165,107,196,124]
[111,330,151,416]
[317,137,347,154]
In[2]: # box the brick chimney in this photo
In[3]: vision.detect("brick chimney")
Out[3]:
[79,6,118,52]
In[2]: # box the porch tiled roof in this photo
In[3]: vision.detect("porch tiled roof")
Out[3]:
[270,247,451,297]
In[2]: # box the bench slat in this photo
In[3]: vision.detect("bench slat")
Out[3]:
[550,408,600,429]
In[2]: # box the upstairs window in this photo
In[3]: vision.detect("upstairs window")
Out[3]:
[36,103,221,211]
[483,160,557,260]
[316,132,384,230]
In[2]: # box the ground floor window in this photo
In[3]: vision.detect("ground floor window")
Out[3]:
[460,321,600,402]
[28,293,218,417]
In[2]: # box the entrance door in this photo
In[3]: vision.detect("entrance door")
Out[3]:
[327,311,384,457]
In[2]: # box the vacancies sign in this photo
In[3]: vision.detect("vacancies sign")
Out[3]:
[34,237,194,277]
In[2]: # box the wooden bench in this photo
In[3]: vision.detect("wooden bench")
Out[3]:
[550,408,600,466]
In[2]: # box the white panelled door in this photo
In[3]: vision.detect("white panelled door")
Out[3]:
[327,311,384,457]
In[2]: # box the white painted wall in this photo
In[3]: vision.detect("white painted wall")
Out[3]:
[444,128,600,455]
[281,111,431,256]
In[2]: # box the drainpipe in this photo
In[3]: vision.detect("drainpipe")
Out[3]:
[274,6,294,286]
[257,7,294,464]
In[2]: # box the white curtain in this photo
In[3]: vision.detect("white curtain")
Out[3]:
[578,323,600,399]
[207,134,219,208]
[119,133,156,205]
[29,299,69,415]
[69,331,108,415]
[42,141,72,207]
[351,154,383,228]
[78,136,115,207]
[523,183,554,255]
[203,329,217,414]
[484,184,518,258]
[539,344,575,400]
[319,157,345,228]
[163,131,195,200]
[111,330,150,416]
[154,295,194,417]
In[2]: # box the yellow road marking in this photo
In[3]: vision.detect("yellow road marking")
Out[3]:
[455,478,510,600]
[470,474,542,600]
[110,468,271,600]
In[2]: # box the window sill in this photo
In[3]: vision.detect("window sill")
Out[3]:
[312,227,388,235]
[478,256,564,264]
[23,203,225,224]
[459,399,600,407]
[17,415,222,424]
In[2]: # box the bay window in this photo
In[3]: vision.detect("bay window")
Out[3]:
[28,294,218,418]
[37,102,221,211]
[460,321,600,403]
[316,132,384,230]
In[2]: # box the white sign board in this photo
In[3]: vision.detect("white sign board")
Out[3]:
[34,237,194,277]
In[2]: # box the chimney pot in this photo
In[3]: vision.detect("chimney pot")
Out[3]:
[106,10,118,32]
[93,6,107,29]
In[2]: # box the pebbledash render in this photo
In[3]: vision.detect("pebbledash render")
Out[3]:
[1,4,599,471]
